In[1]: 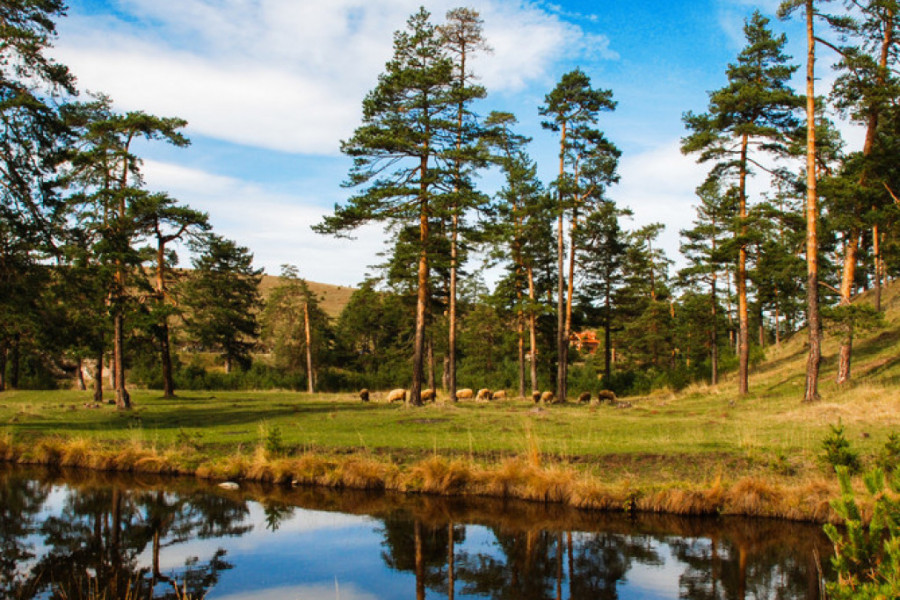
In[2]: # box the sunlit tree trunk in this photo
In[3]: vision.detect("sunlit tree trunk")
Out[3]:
[803,0,822,403]
[737,132,750,396]
[527,265,539,393]
[556,123,568,403]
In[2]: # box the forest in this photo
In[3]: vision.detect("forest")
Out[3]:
[2,1,900,407]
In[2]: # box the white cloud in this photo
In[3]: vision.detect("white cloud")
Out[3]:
[140,160,387,285]
[612,140,710,267]
[56,0,614,154]
[213,583,378,600]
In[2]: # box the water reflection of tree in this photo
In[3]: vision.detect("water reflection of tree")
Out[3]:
[379,511,463,599]
[0,473,50,597]
[671,521,825,600]
[8,479,253,599]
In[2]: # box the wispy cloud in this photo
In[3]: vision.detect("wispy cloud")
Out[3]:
[141,160,386,285]
[56,0,615,154]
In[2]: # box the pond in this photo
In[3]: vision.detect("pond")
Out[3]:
[0,465,833,599]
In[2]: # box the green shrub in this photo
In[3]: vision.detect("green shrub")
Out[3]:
[876,432,900,475]
[822,422,861,474]
[824,467,900,598]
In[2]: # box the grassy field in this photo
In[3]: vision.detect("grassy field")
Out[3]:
[1,281,899,520]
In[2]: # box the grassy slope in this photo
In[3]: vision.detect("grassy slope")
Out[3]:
[1,281,899,519]
[258,275,355,318]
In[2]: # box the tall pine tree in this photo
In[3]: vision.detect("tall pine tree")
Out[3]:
[682,11,802,397]
[314,8,456,405]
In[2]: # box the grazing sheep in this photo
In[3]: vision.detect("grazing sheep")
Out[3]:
[456,388,474,400]
[578,391,591,403]
[540,390,555,404]
[359,389,370,402]
[476,388,493,402]
[421,388,436,402]
[386,388,407,403]
[596,389,617,404]
[492,390,507,400]
[532,390,541,403]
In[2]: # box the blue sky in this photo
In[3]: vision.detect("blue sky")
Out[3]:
[51,0,853,286]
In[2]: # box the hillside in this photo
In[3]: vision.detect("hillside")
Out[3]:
[258,275,355,319]
[728,278,900,400]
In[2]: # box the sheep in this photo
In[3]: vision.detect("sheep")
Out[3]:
[532,390,542,403]
[476,388,493,402]
[540,390,555,404]
[359,388,370,402]
[421,388,436,402]
[578,391,591,403]
[492,390,507,400]
[386,388,407,403]
[596,389,617,404]
[456,388,474,400]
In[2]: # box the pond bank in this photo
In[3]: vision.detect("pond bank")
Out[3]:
[0,434,843,523]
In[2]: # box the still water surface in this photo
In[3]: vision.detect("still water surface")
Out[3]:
[0,466,832,599]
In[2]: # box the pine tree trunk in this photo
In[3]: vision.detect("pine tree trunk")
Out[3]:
[427,338,436,392]
[803,0,822,403]
[557,209,568,402]
[0,342,7,392]
[562,209,578,403]
[517,306,526,398]
[711,274,719,385]
[604,286,613,384]
[442,356,449,391]
[449,214,459,402]
[114,312,131,409]
[737,133,750,396]
[160,317,175,398]
[411,175,429,407]
[304,301,314,393]
[9,335,19,389]
[76,357,87,391]
[774,287,781,346]
[157,239,176,398]
[94,351,104,403]
[556,122,568,403]
[874,225,882,312]
[837,229,859,384]
[527,265,539,394]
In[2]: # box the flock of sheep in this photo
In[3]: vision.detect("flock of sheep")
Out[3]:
[357,387,619,405]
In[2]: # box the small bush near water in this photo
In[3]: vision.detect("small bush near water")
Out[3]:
[823,467,900,599]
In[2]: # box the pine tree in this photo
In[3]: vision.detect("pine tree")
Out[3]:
[438,7,489,403]
[540,69,620,402]
[779,0,835,401]
[314,8,456,406]
[261,265,330,393]
[181,235,262,374]
[826,1,899,382]
[1,0,74,392]
[132,193,208,398]
[65,97,189,409]
[482,111,546,397]
[577,201,631,385]
[682,11,802,397]
[679,176,737,384]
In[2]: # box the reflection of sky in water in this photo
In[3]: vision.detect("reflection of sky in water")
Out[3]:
[139,499,685,599]
[6,476,829,600]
